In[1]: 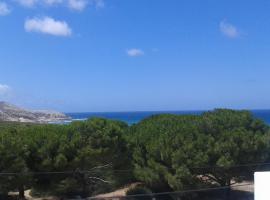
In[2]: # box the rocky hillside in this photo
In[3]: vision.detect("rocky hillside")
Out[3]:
[0,101,71,123]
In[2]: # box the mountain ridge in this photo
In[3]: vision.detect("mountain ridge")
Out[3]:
[0,101,70,123]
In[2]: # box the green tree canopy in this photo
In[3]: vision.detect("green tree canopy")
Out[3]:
[128,109,270,192]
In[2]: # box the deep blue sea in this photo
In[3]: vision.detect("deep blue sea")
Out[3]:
[66,110,270,125]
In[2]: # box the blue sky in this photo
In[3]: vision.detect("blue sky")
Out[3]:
[1,0,270,112]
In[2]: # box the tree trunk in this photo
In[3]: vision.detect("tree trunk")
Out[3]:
[225,178,231,200]
[18,185,25,200]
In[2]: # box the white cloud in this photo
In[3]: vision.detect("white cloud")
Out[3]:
[220,20,239,39]
[0,2,11,15]
[68,0,87,11]
[127,48,144,57]
[0,84,11,96]
[24,16,72,36]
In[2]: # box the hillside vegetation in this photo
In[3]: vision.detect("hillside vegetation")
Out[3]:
[0,109,269,199]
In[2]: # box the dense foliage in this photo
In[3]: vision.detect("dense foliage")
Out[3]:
[0,109,270,199]
[128,109,270,192]
[0,119,130,199]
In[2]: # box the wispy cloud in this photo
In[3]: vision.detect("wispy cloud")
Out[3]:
[16,0,64,7]
[0,84,11,96]
[43,0,63,5]
[68,0,104,11]
[0,1,11,16]
[92,0,104,8]
[24,16,72,36]
[16,0,37,7]
[68,0,87,11]
[152,48,159,52]
[127,48,144,57]
[15,0,104,10]
[220,20,240,39]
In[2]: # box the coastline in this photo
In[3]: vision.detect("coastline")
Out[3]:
[65,110,270,125]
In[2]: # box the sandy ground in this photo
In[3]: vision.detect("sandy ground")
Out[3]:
[232,181,254,193]
[9,190,59,200]
[25,190,58,200]
[8,183,139,200]
[91,183,140,199]
[8,181,253,200]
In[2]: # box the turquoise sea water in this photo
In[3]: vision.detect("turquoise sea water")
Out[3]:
[66,110,270,125]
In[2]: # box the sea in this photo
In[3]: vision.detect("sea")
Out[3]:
[65,110,270,125]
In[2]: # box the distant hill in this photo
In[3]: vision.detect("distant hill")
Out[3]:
[0,101,70,123]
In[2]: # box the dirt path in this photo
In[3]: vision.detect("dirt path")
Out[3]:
[24,190,58,200]
[10,181,253,200]
[91,183,140,199]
